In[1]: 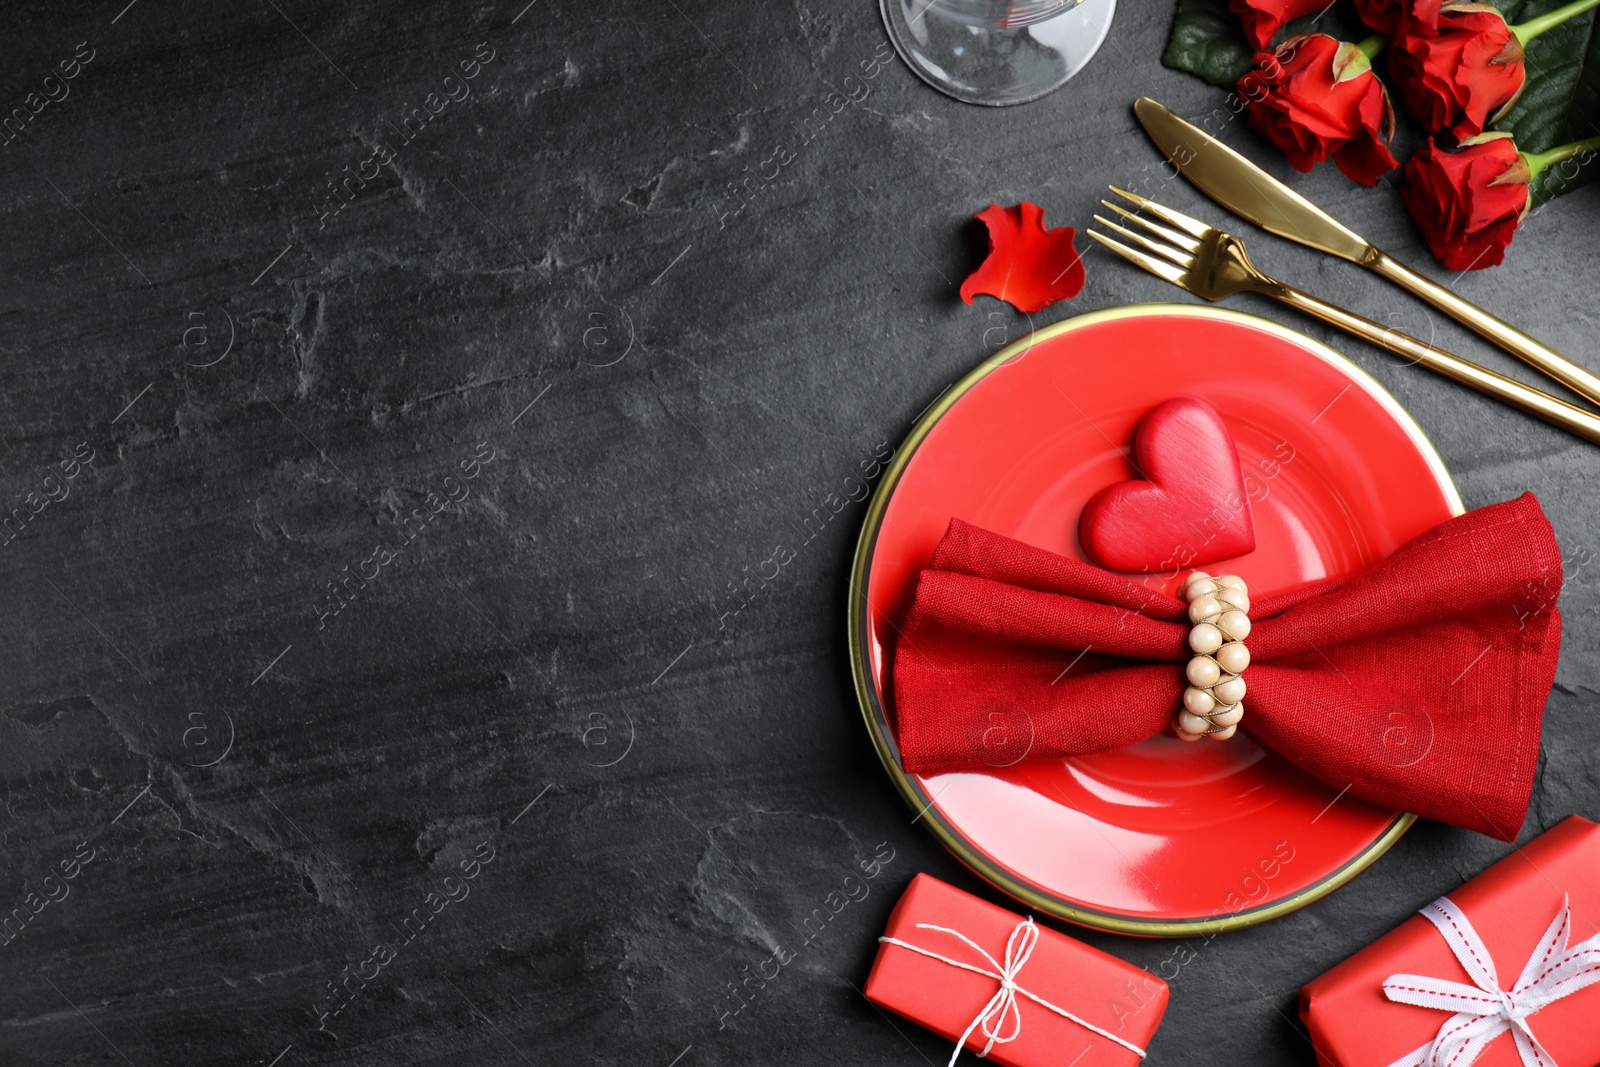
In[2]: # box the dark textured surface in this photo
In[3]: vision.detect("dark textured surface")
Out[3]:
[0,1,1597,1064]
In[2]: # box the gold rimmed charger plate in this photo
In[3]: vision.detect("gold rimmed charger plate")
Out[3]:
[848,303,1460,936]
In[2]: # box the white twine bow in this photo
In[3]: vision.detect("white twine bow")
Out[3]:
[879,918,1147,1065]
[1382,895,1600,1067]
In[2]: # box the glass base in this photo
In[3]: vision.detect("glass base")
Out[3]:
[880,0,1116,106]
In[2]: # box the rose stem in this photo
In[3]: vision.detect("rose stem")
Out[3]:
[1523,135,1600,179]
[1512,0,1600,46]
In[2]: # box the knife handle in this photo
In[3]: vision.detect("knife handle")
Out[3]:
[1365,249,1600,409]
[1269,282,1600,447]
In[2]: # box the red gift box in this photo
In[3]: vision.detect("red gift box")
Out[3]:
[864,874,1167,1066]
[1301,815,1600,1067]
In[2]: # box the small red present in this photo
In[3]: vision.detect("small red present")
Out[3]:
[1301,815,1600,1067]
[864,873,1167,1066]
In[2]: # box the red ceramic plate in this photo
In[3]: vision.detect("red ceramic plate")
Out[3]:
[849,304,1461,936]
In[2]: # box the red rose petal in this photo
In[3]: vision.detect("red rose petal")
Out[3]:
[959,203,1086,314]
[1353,0,1442,35]
[1231,0,1328,50]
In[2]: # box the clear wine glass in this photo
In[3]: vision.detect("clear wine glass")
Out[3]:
[880,0,1115,106]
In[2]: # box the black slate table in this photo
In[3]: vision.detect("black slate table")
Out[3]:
[1,2,1597,1064]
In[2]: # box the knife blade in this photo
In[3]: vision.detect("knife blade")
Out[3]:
[1132,96,1600,408]
[1133,97,1372,263]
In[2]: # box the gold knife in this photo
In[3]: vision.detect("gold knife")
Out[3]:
[1133,96,1600,409]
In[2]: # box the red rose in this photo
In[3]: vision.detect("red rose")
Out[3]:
[1230,0,1327,49]
[1389,2,1524,139]
[1237,34,1398,186]
[1352,0,1442,35]
[1400,133,1530,270]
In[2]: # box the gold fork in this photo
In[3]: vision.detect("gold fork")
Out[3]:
[1089,186,1600,447]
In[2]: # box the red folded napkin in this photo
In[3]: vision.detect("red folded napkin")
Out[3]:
[892,493,1562,841]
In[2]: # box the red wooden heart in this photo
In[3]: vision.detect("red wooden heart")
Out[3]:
[1078,397,1256,573]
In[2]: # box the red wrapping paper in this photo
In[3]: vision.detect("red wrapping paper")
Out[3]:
[1301,816,1600,1067]
[865,874,1167,1066]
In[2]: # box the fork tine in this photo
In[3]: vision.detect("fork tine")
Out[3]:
[1099,201,1202,253]
[1092,215,1194,269]
[1107,185,1210,239]
[1087,230,1190,289]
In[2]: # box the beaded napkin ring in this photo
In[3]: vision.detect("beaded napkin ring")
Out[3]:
[1175,571,1251,741]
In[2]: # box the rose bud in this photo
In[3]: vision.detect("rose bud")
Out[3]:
[1389,2,1525,140]
[1237,34,1399,186]
[1352,0,1442,35]
[1400,134,1530,271]
[1230,0,1328,50]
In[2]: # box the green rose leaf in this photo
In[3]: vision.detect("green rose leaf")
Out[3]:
[1162,0,1258,88]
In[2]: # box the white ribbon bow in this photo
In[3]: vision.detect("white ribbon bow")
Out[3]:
[879,918,1147,1065]
[1383,895,1600,1067]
